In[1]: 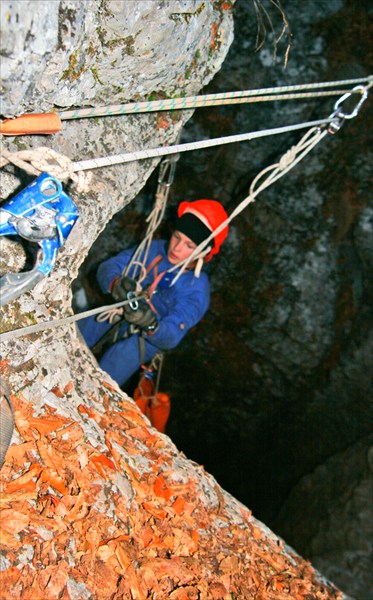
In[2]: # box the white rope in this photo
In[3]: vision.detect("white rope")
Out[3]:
[169,126,328,284]
[0,295,147,343]
[98,156,178,324]
[124,187,168,284]
[72,117,333,172]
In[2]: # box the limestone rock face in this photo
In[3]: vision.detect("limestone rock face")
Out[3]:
[0,0,233,305]
[272,437,373,598]
[1,0,231,114]
[0,1,344,598]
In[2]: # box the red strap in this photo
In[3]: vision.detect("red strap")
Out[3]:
[109,275,120,292]
[145,255,166,299]
[145,254,163,276]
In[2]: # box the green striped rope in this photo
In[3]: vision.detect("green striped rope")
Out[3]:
[58,77,372,120]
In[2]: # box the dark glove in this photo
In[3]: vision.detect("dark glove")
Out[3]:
[124,300,159,333]
[111,276,136,301]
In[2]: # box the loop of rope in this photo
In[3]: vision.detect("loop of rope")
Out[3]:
[0,148,40,177]
[96,307,124,324]
[1,146,92,193]
[98,165,173,324]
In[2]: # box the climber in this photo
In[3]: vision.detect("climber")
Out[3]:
[78,199,229,388]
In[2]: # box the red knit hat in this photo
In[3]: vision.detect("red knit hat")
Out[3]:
[177,199,229,262]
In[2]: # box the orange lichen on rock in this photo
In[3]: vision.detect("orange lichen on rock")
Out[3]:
[0,389,342,599]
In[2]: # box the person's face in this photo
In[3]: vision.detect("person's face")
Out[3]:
[167,230,197,264]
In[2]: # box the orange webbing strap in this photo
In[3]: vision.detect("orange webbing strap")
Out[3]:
[0,113,62,136]
[133,374,170,433]
[133,376,154,417]
[142,254,167,313]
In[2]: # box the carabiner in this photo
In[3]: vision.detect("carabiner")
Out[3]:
[327,84,369,134]
[333,84,369,120]
[127,290,140,311]
[158,155,179,190]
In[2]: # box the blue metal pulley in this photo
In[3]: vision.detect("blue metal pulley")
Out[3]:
[0,172,79,306]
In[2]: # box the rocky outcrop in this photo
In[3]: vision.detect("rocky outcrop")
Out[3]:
[0,1,345,598]
[272,436,373,599]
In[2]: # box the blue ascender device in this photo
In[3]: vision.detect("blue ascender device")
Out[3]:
[0,172,79,306]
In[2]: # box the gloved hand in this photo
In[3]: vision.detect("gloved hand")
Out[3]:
[124,300,159,333]
[111,276,137,302]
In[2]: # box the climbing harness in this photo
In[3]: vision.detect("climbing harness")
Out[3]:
[0,378,15,468]
[0,80,370,342]
[0,76,371,136]
[0,172,79,306]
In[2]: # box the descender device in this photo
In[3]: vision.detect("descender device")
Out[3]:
[0,172,79,306]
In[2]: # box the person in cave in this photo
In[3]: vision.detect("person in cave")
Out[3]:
[78,199,229,388]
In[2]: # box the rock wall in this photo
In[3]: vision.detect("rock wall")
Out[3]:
[0,1,346,599]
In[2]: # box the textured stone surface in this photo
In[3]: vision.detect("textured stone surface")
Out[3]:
[1,0,232,114]
[0,0,234,291]
[272,437,373,599]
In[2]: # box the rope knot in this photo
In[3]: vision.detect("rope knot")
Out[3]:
[278,145,298,170]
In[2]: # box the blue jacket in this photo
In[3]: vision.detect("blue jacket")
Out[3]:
[97,240,210,351]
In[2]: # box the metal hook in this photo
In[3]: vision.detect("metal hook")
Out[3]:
[158,155,179,189]
[327,84,369,134]
[333,84,369,120]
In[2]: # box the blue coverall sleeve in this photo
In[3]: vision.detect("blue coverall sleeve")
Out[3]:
[96,247,136,293]
[144,275,210,351]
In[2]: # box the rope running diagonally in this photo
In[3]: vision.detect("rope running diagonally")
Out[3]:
[57,77,372,120]
[168,125,329,284]
[0,117,336,188]
[0,296,147,343]
[72,117,335,172]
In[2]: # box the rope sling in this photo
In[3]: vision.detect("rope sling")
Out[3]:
[0,78,370,345]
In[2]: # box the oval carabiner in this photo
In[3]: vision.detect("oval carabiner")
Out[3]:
[158,156,178,190]
[333,84,369,120]
[0,269,46,307]
[127,290,140,311]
